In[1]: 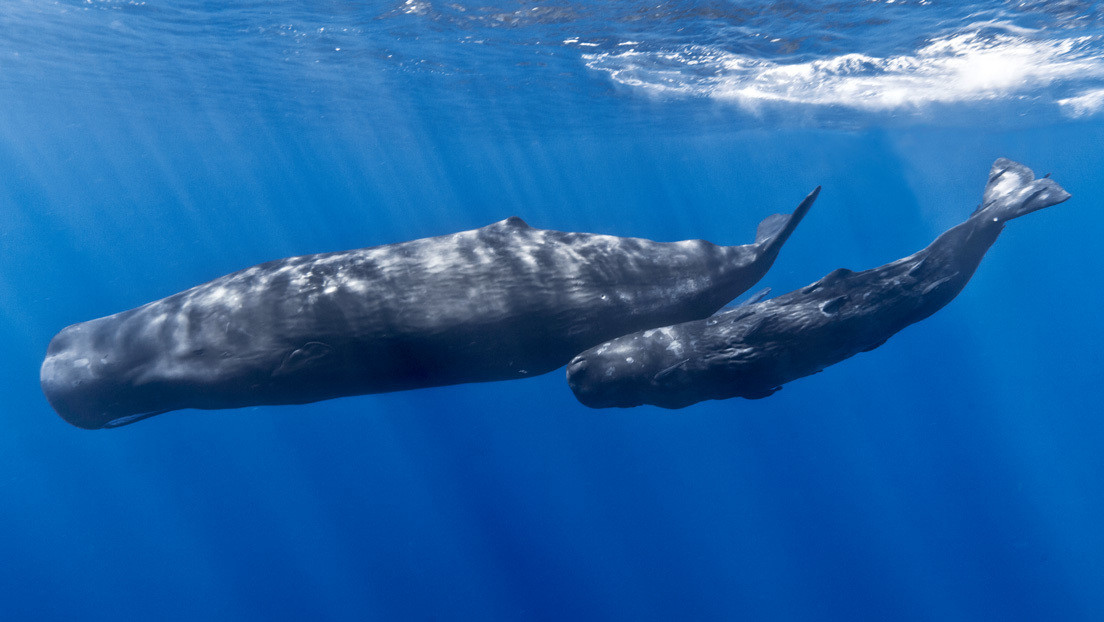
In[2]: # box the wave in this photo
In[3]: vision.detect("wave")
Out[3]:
[581,29,1104,118]
[1057,88,1104,117]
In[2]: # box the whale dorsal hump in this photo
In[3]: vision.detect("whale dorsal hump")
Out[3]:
[801,268,853,295]
[499,216,531,229]
[822,268,853,282]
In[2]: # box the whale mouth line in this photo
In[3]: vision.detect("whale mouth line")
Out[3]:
[102,410,169,429]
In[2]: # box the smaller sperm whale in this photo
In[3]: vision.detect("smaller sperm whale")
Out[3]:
[41,188,818,429]
[567,159,1070,409]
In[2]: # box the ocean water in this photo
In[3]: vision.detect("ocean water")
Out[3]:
[3,1,1104,620]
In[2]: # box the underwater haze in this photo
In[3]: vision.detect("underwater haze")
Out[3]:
[3,1,1104,620]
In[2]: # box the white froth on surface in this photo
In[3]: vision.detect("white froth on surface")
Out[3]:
[1058,88,1104,117]
[583,31,1104,113]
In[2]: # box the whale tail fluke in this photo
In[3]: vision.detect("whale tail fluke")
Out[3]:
[978,158,1071,223]
[754,186,820,253]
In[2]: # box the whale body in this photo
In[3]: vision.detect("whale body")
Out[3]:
[41,190,818,428]
[567,159,1070,409]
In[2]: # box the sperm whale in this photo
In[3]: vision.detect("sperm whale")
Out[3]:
[566,159,1070,409]
[41,190,818,428]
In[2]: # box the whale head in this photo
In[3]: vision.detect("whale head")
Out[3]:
[39,303,265,429]
[39,318,173,429]
[564,337,669,409]
[566,354,629,409]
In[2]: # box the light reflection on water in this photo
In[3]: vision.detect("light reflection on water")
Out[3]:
[1,2,1103,621]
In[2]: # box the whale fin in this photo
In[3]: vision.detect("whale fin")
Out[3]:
[860,338,888,353]
[713,288,772,315]
[740,287,772,306]
[978,159,1071,222]
[755,214,789,242]
[921,275,955,296]
[754,187,820,252]
[819,295,848,315]
[103,409,169,429]
[743,386,780,400]
[273,342,334,377]
[652,359,691,386]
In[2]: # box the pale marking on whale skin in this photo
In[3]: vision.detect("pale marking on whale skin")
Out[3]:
[567,158,1071,410]
[43,190,820,429]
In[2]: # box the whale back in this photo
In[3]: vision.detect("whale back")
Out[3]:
[41,194,817,428]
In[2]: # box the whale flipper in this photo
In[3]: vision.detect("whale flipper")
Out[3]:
[566,159,1073,410]
[742,287,772,306]
[652,359,690,386]
[744,386,780,400]
[273,342,334,377]
[713,287,772,315]
[44,190,816,428]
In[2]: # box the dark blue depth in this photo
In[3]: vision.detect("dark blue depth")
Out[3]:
[2,2,1104,620]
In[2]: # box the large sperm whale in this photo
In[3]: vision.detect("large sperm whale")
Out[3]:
[41,189,818,428]
[567,159,1070,409]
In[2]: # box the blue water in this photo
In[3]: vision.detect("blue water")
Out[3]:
[3,1,1104,620]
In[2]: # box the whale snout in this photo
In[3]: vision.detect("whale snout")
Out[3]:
[565,354,605,407]
[566,352,638,409]
[41,325,118,429]
[39,322,158,430]
[566,354,588,379]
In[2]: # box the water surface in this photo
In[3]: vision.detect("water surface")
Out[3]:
[2,1,1103,620]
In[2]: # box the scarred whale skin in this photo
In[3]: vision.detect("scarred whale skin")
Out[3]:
[567,159,1070,409]
[41,189,818,428]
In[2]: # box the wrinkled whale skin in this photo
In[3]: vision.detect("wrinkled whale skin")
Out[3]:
[567,159,1070,409]
[42,190,818,429]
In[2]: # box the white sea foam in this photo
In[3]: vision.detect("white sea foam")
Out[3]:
[401,0,430,16]
[582,31,1104,116]
[1057,88,1104,117]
